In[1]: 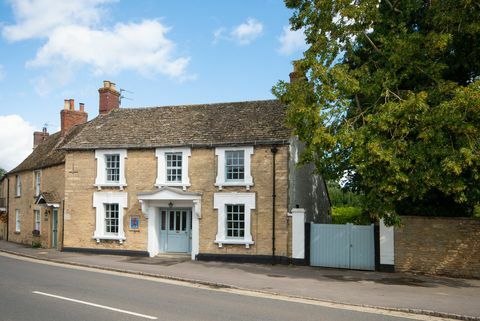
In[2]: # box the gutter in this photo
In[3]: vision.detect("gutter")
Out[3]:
[59,140,290,151]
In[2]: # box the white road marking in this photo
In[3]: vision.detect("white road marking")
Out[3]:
[32,291,157,320]
[0,252,459,321]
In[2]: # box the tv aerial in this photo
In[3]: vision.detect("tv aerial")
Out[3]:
[120,88,134,106]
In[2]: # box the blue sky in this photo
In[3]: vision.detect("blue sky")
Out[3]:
[0,0,306,170]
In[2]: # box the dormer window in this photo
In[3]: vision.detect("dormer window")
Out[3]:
[155,147,191,190]
[95,149,127,190]
[215,146,253,190]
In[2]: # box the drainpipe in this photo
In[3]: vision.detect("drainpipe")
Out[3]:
[6,176,9,241]
[61,199,65,251]
[271,146,278,264]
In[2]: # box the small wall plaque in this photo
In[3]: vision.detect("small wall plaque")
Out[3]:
[130,216,140,230]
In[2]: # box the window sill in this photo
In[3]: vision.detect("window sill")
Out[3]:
[93,235,126,244]
[214,239,254,248]
[215,182,253,190]
[94,183,127,191]
[14,231,20,235]
[155,183,191,191]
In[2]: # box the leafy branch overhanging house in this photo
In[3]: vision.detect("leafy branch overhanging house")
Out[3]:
[1,79,331,263]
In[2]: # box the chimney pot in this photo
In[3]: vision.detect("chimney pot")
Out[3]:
[64,99,69,110]
[79,103,85,112]
[110,82,116,90]
[69,99,75,110]
[103,80,110,88]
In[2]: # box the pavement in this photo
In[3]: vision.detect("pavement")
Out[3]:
[0,240,479,320]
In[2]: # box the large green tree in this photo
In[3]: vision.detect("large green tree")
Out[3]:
[273,0,480,224]
[0,168,5,179]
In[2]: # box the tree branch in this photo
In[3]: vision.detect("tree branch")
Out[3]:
[363,32,382,55]
[385,0,402,13]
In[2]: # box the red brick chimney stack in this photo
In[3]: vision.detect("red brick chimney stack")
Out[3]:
[98,80,120,115]
[61,99,88,135]
[289,60,304,83]
[33,126,49,148]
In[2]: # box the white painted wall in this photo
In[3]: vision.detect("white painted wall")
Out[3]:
[380,219,394,265]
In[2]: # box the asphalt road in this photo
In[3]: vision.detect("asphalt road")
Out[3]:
[0,254,437,321]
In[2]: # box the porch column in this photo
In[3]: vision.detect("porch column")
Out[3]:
[145,203,159,257]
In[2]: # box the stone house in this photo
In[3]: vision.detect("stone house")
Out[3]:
[4,100,88,248]
[6,81,330,263]
[0,176,7,239]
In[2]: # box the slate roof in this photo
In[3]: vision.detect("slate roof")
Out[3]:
[9,124,86,174]
[62,100,290,150]
[36,191,61,204]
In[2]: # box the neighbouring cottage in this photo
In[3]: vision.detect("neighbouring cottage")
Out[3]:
[4,99,88,249]
[5,80,330,264]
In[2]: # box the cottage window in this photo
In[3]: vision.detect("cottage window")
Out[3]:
[104,203,119,234]
[214,192,255,248]
[155,147,191,190]
[105,154,120,182]
[15,209,20,232]
[34,209,41,232]
[225,151,245,181]
[215,147,253,190]
[34,170,41,197]
[94,149,127,190]
[15,175,21,197]
[93,192,127,243]
[226,204,245,238]
[166,152,182,182]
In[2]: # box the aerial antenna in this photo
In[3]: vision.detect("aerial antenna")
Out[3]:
[120,88,134,106]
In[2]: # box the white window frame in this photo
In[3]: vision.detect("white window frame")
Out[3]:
[94,149,127,190]
[34,209,41,232]
[93,192,127,243]
[155,147,191,190]
[15,209,20,232]
[215,146,254,190]
[34,170,41,197]
[213,192,255,248]
[15,175,21,197]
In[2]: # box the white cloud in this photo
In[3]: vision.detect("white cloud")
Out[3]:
[213,18,263,46]
[278,26,307,56]
[2,0,112,41]
[230,18,263,45]
[0,115,35,171]
[2,0,193,93]
[27,21,192,77]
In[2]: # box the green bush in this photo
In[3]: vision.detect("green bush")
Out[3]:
[31,242,42,248]
[331,206,371,225]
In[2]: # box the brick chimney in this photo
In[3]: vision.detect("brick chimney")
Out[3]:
[289,60,305,83]
[99,80,120,114]
[61,99,88,135]
[33,127,49,148]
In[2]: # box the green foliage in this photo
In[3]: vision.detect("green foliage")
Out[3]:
[31,242,41,249]
[327,181,363,207]
[274,0,480,225]
[0,168,5,179]
[331,206,372,224]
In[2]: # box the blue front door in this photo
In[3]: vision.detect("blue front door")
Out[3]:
[165,209,191,253]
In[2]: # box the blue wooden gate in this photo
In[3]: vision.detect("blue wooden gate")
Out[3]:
[310,223,375,270]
